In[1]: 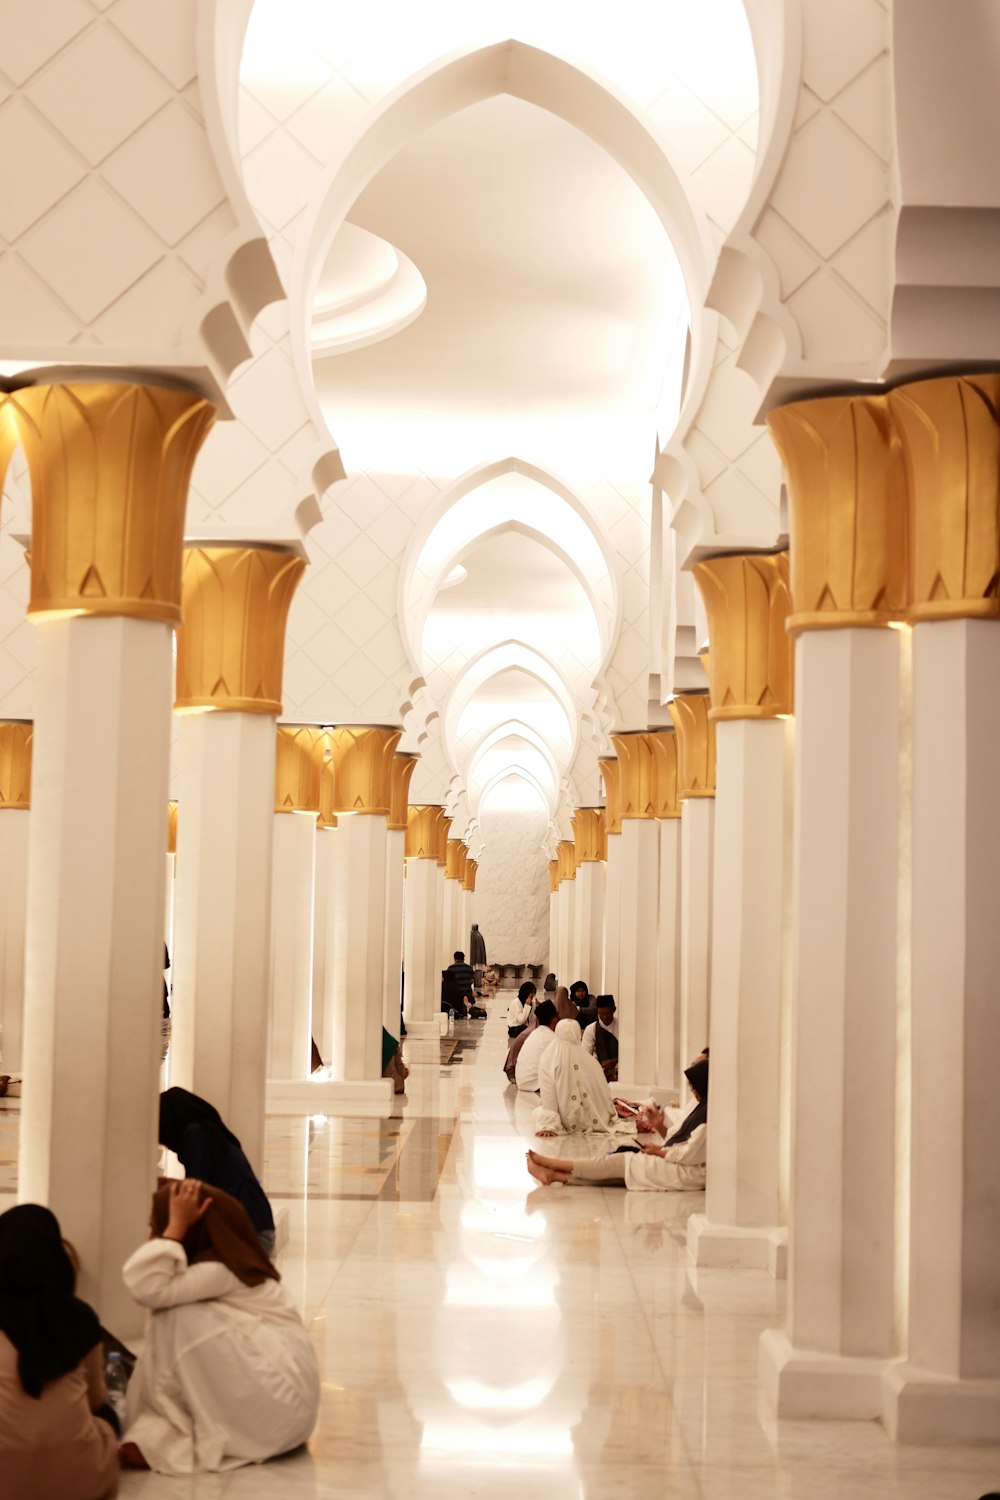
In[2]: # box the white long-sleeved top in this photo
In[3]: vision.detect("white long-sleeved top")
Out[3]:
[581,1017,619,1055]
[121,1238,319,1475]
[507,995,534,1028]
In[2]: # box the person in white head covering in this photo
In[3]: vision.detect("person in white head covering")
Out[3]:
[533,1019,631,1136]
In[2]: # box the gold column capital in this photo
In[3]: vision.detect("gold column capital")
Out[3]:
[9,382,215,623]
[463,857,478,892]
[388,752,418,831]
[668,693,717,799]
[598,756,622,835]
[406,804,441,858]
[557,839,577,882]
[435,809,453,865]
[175,544,306,714]
[166,799,178,852]
[887,373,1000,622]
[572,806,606,862]
[693,551,794,720]
[275,724,326,813]
[0,397,18,497]
[327,725,401,815]
[548,858,560,893]
[445,838,467,880]
[648,728,680,818]
[0,719,32,809]
[767,393,907,636]
[610,731,658,819]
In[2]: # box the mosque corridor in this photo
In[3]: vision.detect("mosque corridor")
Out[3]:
[1,1007,998,1499]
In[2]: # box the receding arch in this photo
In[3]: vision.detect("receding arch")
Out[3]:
[444,639,580,765]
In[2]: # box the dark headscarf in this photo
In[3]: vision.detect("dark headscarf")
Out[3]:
[666,1056,709,1145]
[0,1205,102,1398]
[159,1087,241,1166]
[570,980,589,1001]
[150,1182,279,1288]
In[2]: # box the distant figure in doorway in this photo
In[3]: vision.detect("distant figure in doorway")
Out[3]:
[0,1204,119,1500]
[158,1088,276,1258]
[120,1179,319,1476]
[582,995,619,1082]
[469,924,487,994]
[514,999,559,1092]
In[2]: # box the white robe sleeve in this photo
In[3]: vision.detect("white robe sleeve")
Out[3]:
[581,1022,597,1055]
[532,1061,565,1134]
[123,1238,240,1308]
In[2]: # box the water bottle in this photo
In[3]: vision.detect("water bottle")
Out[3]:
[105,1351,128,1428]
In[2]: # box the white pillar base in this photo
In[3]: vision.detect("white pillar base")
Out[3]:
[882,1362,1000,1445]
[687,1212,778,1270]
[266,1075,394,1117]
[405,1018,441,1040]
[760,1328,887,1421]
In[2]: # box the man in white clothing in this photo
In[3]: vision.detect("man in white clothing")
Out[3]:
[581,995,619,1080]
[514,999,559,1091]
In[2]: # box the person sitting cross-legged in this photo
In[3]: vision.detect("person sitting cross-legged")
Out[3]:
[120,1179,319,1476]
[514,998,559,1092]
[526,1055,709,1192]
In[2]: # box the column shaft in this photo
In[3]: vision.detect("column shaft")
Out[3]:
[761,629,900,1417]
[679,799,714,1073]
[574,861,606,995]
[383,826,405,1041]
[171,711,276,1167]
[603,834,622,997]
[616,819,660,1086]
[20,618,171,1337]
[0,812,29,1074]
[403,857,441,1037]
[268,811,317,1080]
[312,827,338,1065]
[656,818,681,1090]
[328,814,389,1079]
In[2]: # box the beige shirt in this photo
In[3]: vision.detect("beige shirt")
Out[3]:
[0,1333,118,1500]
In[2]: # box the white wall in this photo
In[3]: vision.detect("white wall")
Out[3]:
[476,801,550,965]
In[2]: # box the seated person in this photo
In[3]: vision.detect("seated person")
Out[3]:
[506,980,536,1039]
[582,995,619,1080]
[0,1205,119,1500]
[382,1029,408,1095]
[514,999,559,1091]
[553,985,578,1021]
[526,1055,709,1192]
[158,1088,275,1257]
[570,980,596,1030]
[444,952,476,1016]
[533,1019,634,1136]
[120,1179,319,1475]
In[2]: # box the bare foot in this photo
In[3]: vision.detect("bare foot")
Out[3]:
[526,1153,560,1187]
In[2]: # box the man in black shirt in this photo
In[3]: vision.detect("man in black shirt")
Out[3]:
[443,951,476,1018]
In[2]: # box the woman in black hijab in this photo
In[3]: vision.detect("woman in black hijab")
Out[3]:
[158,1087,275,1256]
[0,1205,119,1499]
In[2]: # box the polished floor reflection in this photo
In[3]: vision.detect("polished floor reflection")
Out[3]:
[2,1011,1000,1497]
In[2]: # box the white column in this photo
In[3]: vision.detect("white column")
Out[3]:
[0,811,29,1074]
[403,857,441,1038]
[267,811,317,1079]
[574,861,605,995]
[435,863,449,975]
[329,814,389,1080]
[616,820,659,1088]
[441,877,461,963]
[761,629,900,1420]
[884,618,1000,1441]
[20,617,171,1338]
[679,797,714,1077]
[689,717,791,1269]
[383,825,405,1040]
[311,826,338,1065]
[548,884,559,977]
[171,712,276,1166]
[655,817,681,1090]
[603,834,622,998]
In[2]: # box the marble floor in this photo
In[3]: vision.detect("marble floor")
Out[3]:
[2,1010,1000,1498]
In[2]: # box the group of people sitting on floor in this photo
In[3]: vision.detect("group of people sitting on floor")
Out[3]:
[1,1086,321,1496]
[504,973,709,1198]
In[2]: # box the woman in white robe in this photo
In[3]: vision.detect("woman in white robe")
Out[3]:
[526,1055,709,1192]
[533,1019,634,1136]
[120,1179,319,1475]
